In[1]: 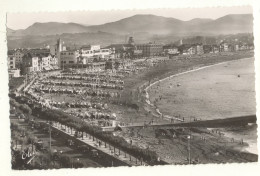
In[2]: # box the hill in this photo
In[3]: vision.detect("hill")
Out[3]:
[186,18,213,25]
[200,14,253,34]
[87,14,185,35]
[7,31,127,49]
[7,14,253,49]
[8,14,253,37]
[9,22,90,36]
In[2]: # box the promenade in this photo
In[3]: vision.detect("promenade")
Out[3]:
[51,121,148,166]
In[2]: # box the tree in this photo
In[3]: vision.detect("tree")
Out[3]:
[114,61,120,70]
[20,104,32,115]
[105,61,113,70]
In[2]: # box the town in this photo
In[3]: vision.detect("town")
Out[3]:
[8,36,254,78]
[9,34,257,169]
[7,10,257,169]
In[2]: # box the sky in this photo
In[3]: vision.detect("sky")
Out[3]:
[7,6,252,30]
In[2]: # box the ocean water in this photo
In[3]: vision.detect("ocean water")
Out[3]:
[218,123,258,155]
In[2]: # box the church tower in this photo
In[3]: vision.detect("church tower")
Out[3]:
[56,38,63,67]
[128,36,135,45]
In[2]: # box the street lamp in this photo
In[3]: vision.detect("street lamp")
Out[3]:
[187,135,191,164]
[187,117,192,164]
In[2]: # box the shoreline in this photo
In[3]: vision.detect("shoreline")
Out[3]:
[143,57,254,120]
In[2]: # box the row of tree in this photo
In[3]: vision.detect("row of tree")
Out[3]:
[10,98,32,116]
[12,96,160,165]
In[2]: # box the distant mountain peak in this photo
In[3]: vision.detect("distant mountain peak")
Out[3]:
[186,18,213,25]
[187,18,213,22]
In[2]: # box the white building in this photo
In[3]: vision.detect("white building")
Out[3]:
[80,45,111,61]
[80,45,100,57]
[8,69,20,78]
[50,55,58,68]
[94,48,111,58]
[220,42,229,52]
[41,55,52,71]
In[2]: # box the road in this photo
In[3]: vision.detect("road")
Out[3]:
[50,121,148,166]
[11,118,102,168]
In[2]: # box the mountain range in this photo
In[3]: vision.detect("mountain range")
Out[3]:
[7,14,253,49]
[7,14,253,36]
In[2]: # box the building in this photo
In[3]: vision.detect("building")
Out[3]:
[132,49,143,58]
[50,45,56,56]
[203,45,219,54]
[234,44,240,51]
[239,44,250,51]
[22,53,39,74]
[116,59,134,69]
[80,45,111,60]
[86,62,106,71]
[212,45,219,53]
[8,55,16,69]
[248,43,254,50]
[29,48,59,71]
[41,55,53,71]
[234,43,253,51]
[94,48,111,59]
[60,49,80,68]
[106,38,162,59]
[50,55,59,68]
[194,44,204,54]
[80,45,101,58]
[103,37,140,59]
[29,48,50,56]
[136,43,163,57]
[27,49,51,71]
[83,45,100,51]
[203,45,213,54]
[105,44,134,59]
[163,44,179,55]
[219,42,229,52]
[180,43,203,55]
[11,49,28,69]
[38,58,43,71]
[179,44,196,55]
[8,54,20,78]
[8,69,20,78]
[228,44,234,52]
[79,45,113,63]
[14,49,26,64]
[187,46,196,55]
[52,38,66,67]
[128,36,135,45]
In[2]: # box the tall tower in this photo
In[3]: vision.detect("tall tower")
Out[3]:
[180,39,183,46]
[56,38,63,67]
[128,36,135,45]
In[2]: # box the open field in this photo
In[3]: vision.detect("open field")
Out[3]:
[148,57,256,121]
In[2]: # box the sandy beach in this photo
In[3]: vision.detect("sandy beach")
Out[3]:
[147,57,256,121]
